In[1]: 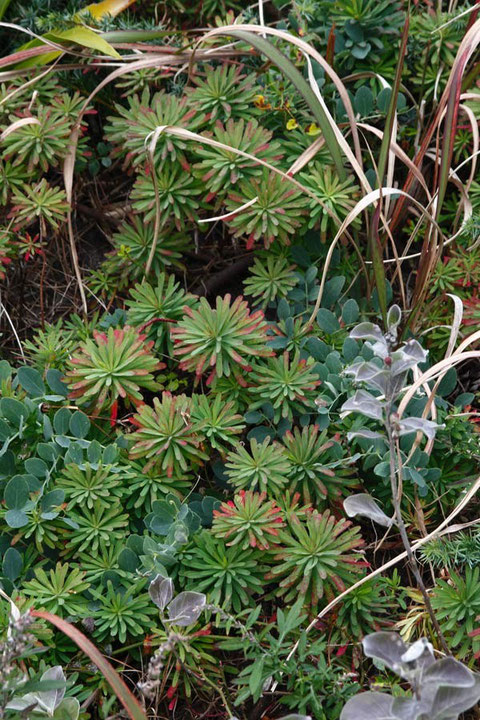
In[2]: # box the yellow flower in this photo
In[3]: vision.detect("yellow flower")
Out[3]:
[254,94,272,110]
[306,123,321,136]
[286,118,299,131]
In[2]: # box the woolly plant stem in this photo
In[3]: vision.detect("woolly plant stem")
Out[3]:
[385,415,450,655]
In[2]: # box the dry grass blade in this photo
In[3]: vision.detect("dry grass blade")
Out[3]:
[398,349,480,420]
[200,24,364,173]
[0,117,40,140]
[306,187,445,329]
[31,610,148,720]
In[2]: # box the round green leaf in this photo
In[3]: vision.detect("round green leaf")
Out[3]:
[54,408,71,435]
[0,398,27,427]
[69,411,90,439]
[46,369,69,397]
[342,298,360,325]
[354,86,374,117]
[2,547,23,582]
[5,509,28,528]
[24,458,48,478]
[4,475,29,509]
[316,308,340,334]
[16,366,46,397]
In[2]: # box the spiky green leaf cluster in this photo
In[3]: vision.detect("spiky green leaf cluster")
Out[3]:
[106,88,204,169]
[194,118,283,198]
[66,326,165,415]
[250,351,321,422]
[226,169,308,249]
[243,253,298,307]
[126,274,195,353]
[283,425,357,504]
[105,216,191,283]
[171,294,272,383]
[130,392,208,475]
[268,511,364,605]
[212,490,284,549]
[225,437,291,494]
[191,393,245,453]
[180,531,266,611]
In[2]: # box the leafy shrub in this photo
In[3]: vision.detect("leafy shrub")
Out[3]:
[243,252,299,307]
[2,107,70,172]
[430,567,480,659]
[283,425,356,504]
[185,65,259,121]
[10,179,69,230]
[106,89,203,169]
[126,274,195,353]
[105,216,191,282]
[194,118,283,198]
[23,563,89,616]
[225,170,308,249]
[191,394,245,453]
[131,164,204,229]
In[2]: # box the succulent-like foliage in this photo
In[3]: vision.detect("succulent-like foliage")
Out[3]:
[65,504,129,555]
[431,567,480,658]
[243,253,298,307]
[66,326,164,416]
[268,511,364,604]
[194,118,282,198]
[171,294,272,384]
[10,179,69,230]
[126,274,195,353]
[58,463,126,510]
[225,437,291,494]
[283,425,356,504]
[191,393,245,453]
[185,65,259,121]
[23,321,74,371]
[105,216,191,281]
[180,531,266,611]
[89,580,156,643]
[131,164,203,229]
[0,159,30,205]
[2,107,70,172]
[301,165,360,239]
[123,459,193,512]
[250,351,321,422]
[106,89,203,169]
[129,392,208,475]
[22,563,89,617]
[225,169,308,249]
[75,543,124,583]
[334,577,395,640]
[212,490,284,549]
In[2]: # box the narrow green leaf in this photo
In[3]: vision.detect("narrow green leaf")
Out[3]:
[45,26,121,58]
[0,0,13,20]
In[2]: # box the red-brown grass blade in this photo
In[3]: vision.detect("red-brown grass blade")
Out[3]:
[31,610,148,720]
